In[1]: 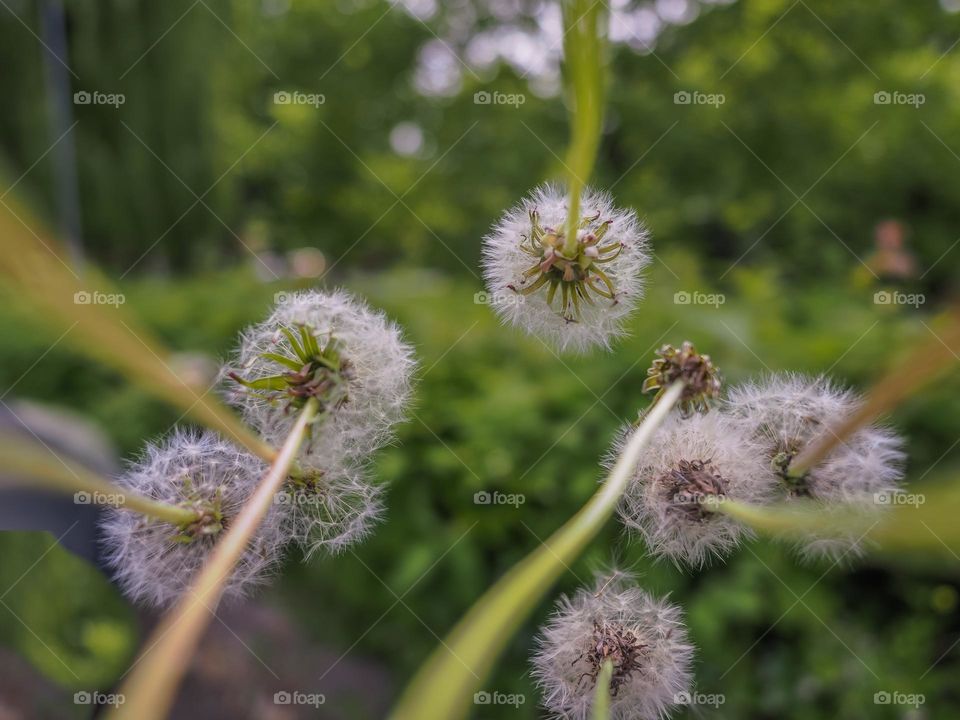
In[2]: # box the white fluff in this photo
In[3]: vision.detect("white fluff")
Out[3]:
[531,571,694,720]
[223,289,417,464]
[99,429,286,608]
[482,184,651,353]
[279,458,384,558]
[725,373,906,561]
[612,412,777,568]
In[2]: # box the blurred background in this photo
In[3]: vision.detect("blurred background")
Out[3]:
[1,0,960,717]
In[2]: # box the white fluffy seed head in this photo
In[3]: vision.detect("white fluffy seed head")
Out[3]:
[612,412,777,568]
[278,459,384,558]
[725,373,906,561]
[531,571,694,720]
[482,183,652,353]
[223,289,417,463]
[99,429,286,608]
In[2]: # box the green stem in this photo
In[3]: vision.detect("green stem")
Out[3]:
[110,397,319,720]
[561,0,606,258]
[0,435,196,526]
[789,308,960,479]
[389,381,684,720]
[592,659,614,720]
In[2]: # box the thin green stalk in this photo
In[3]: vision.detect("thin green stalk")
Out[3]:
[561,0,606,257]
[592,659,614,720]
[0,434,196,526]
[0,199,277,463]
[389,381,684,720]
[109,397,319,720]
[789,308,960,478]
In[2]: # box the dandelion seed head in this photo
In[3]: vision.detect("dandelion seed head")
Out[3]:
[482,184,651,353]
[99,429,286,608]
[726,373,906,560]
[531,571,693,720]
[224,290,417,462]
[279,459,384,558]
[612,412,776,568]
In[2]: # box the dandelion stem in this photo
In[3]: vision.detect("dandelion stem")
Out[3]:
[109,397,319,720]
[561,0,606,258]
[789,309,960,478]
[389,381,684,720]
[0,434,196,526]
[592,659,614,719]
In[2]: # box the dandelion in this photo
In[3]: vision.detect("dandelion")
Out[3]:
[642,341,721,417]
[280,459,384,557]
[482,183,651,353]
[100,429,286,608]
[531,571,693,720]
[613,412,776,567]
[224,290,417,462]
[726,373,905,560]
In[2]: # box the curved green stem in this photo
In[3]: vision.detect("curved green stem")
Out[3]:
[0,434,196,526]
[389,381,684,720]
[109,397,319,720]
[561,0,606,257]
[592,659,614,720]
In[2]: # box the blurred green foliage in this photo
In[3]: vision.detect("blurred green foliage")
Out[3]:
[1,260,959,717]
[0,532,137,690]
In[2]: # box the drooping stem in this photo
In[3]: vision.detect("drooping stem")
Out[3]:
[0,434,196,526]
[561,0,606,258]
[109,397,319,720]
[389,381,684,720]
[592,659,614,720]
[789,309,960,478]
